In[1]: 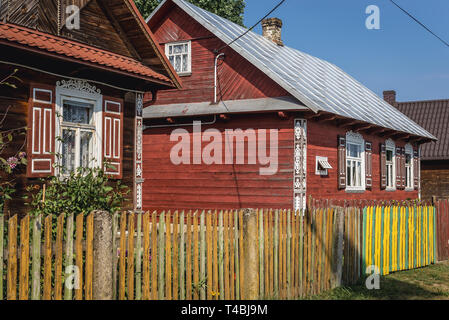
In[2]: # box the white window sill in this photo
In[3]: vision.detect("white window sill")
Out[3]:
[386,187,396,192]
[345,188,365,193]
[177,72,192,77]
[405,188,415,192]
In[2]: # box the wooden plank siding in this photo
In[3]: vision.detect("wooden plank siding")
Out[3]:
[0,64,136,216]
[147,5,289,106]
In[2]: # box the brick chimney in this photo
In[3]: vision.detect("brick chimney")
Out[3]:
[383,90,397,105]
[262,18,284,46]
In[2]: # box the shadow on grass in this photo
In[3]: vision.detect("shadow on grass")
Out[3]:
[310,276,446,300]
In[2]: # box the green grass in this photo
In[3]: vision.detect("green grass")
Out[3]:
[307,261,449,300]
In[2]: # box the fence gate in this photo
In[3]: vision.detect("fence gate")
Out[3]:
[293,119,307,212]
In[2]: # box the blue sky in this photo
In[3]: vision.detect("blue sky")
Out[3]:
[243,0,449,101]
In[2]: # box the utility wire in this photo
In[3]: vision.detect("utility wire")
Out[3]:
[389,0,449,48]
[216,0,286,53]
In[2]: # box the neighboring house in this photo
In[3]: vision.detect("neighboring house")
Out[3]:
[384,90,449,201]
[0,0,180,215]
[142,0,436,212]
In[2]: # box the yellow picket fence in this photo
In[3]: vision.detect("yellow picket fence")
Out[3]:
[362,204,436,276]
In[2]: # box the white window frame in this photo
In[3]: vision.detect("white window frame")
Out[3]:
[405,143,414,191]
[385,138,396,191]
[345,131,365,192]
[55,85,103,175]
[165,40,192,76]
[315,156,331,176]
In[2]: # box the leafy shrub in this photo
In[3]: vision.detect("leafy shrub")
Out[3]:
[24,165,129,217]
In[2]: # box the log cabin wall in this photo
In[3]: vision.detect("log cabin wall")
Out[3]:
[142,114,419,212]
[421,161,449,201]
[147,5,289,105]
[0,64,135,216]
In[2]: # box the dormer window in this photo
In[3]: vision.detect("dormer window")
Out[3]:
[165,41,191,76]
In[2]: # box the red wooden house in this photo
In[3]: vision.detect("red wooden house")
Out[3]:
[142,0,436,212]
[0,0,180,215]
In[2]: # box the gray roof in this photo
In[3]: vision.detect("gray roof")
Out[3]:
[148,0,436,140]
[143,96,308,118]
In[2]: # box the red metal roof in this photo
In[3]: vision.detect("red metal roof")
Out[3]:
[396,99,449,160]
[0,22,172,85]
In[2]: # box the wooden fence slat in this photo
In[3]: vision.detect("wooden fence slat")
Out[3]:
[234,210,240,300]
[286,210,291,299]
[55,214,64,300]
[151,211,158,300]
[186,211,192,300]
[143,212,150,300]
[19,215,30,300]
[200,210,206,300]
[258,209,264,299]
[112,213,118,300]
[0,214,3,300]
[119,212,127,300]
[279,209,283,299]
[31,215,42,300]
[213,211,219,300]
[206,211,212,300]
[193,211,199,300]
[173,211,179,301]
[136,213,142,300]
[158,211,165,300]
[218,210,224,300]
[291,210,296,298]
[64,214,74,300]
[269,209,274,298]
[165,211,172,300]
[179,211,185,300]
[229,210,235,300]
[274,209,279,299]
[43,215,52,300]
[238,210,244,300]
[223,210,229,300]
[128,212,135,300]
[7,215,17,300]
[264,210,269,299]
[75,214,84,300]
[85,213,93,300]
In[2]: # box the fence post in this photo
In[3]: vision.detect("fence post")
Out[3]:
[335,207,345,287]
[242,208,259,300]
[92,210,113,300]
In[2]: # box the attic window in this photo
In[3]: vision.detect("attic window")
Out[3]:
[165,41,191,76]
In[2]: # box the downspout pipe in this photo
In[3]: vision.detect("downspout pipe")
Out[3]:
[214,53,225,104]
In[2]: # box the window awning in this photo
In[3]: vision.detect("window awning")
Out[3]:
[318,159,333,170]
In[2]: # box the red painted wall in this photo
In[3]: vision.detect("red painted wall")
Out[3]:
[306,119,419,200]
[146,5,289,105]
[142,115,418,212]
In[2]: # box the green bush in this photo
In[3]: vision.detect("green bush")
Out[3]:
[24,165,129,217]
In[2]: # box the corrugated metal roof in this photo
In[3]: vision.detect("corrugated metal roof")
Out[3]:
[396,99,449,160]
[148,0,436,140]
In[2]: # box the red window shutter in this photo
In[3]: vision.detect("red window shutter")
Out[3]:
[26,84,55,178]
[365,141,373,189]
[338,136,346,189]
[380,143,387,190]
[400,147,406,189]
[413,149,420,190]
[103,97,124,179]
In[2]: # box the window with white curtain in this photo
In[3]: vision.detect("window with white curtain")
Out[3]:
[385,139,395,190]
[165,41,191,75]
[405,144,414,190]
[61,99,96,173]
[346,132,365,191]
